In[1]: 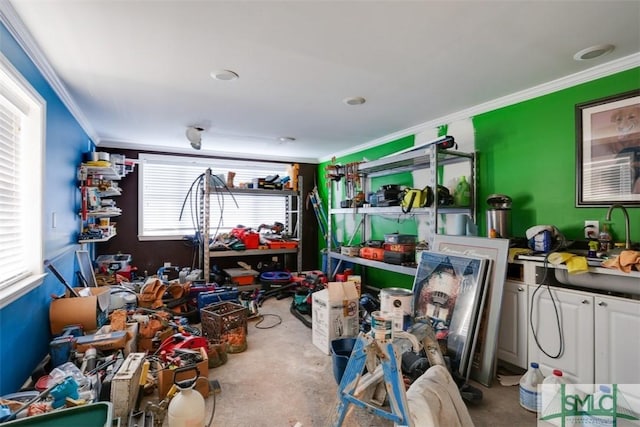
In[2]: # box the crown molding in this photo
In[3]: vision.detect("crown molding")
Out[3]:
[99,139,319,164]
[0,0,99,144]
[319,52,640,163]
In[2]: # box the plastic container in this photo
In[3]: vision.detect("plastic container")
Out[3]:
[591,384,612,418]
[598,223,612,252]
[331,338,357,384]
[168,385,205,427]
[454,176,471,207]
[519,362,545,413]
[541,369,570,416]
[200,302,248,353]
[0,402,112,427]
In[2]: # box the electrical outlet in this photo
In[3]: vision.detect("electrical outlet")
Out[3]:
[584,220,599,239]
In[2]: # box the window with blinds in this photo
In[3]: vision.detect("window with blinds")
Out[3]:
[139,154,291,240]
[0,54,44,306]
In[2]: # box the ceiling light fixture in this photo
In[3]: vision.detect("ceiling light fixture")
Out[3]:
[186,126,204,150]
[210,69,239,81]
[343,96,366,106]
[278,136,296,143]
[573,44,615,61]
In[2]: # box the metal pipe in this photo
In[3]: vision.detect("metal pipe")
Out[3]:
[605,204,631,250]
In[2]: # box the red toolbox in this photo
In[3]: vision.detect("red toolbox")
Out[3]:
[383,243,416,253]
[359,247,385,261]
[267,240,298,249]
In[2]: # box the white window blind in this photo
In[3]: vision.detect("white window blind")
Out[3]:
[584,157,633,201]
[0,53,44,307]
[139,154,291,240]
[0,98,25,286]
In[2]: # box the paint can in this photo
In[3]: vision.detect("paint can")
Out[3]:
[380,288,413,332]
[370,311,393,342]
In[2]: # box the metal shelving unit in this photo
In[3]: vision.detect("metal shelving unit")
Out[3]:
[201,169,303,276]
[326,141,476,279]
[77,161,133,244]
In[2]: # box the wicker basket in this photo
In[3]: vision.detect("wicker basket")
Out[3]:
[200,302,248,353]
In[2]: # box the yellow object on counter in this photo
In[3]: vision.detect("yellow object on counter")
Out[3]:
[547,252,589,274]
[508,248,533,262]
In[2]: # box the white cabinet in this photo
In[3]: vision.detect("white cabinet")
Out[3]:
[528,284,594,384]
[594,294,640,384]
[497,279,528,369]
[527,280,640,386]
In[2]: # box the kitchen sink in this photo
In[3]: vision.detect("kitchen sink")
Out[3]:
[554,267,640,297]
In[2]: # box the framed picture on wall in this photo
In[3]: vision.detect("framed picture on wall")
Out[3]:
[576,89,640,206]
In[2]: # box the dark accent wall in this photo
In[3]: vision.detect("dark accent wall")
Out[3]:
[97,149,319,276]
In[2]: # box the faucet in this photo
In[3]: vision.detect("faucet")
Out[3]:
[605,204,631,250]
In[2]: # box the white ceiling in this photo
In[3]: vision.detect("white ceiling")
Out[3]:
[2,1,639,163]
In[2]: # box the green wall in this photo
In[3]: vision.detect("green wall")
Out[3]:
[318,68,640,290]
[475,68,639,241]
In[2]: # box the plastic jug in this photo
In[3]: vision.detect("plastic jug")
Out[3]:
[519,362,544,413]
[167,366,205,427]
[540,369,570,419]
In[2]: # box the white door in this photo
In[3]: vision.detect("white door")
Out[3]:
[528,285,594,384]
[498,279,528,369]
[594,295,640,384]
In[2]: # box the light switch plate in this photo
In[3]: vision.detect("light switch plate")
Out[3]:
[584,220,599,239]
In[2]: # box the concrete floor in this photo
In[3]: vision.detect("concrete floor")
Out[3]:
[187,296,537,426]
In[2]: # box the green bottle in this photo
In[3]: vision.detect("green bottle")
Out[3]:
[454,176,471,207]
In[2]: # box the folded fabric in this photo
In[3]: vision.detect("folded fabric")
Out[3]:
[547,252,589,275]
[602,250,640,273]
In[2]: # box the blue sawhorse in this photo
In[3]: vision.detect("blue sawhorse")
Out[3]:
[331,333,413,427]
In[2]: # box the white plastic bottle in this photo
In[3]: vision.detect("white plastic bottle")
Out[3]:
[519,362,545,412]
[168,384,205,427]
[540,369,570,422]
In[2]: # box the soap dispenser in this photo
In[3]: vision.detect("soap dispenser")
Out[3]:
[598,223,612,253]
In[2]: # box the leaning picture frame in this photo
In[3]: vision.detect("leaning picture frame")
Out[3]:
[576,89,640,206]
[412,250,490,378]
[431,235,510,387]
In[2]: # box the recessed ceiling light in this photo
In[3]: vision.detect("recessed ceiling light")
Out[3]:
[210,69,239,81]
[343,96,366,106]
[573,44,615,61]
[278,136,296,143]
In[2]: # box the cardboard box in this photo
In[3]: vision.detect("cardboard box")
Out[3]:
[312,282,360,355]
[157,348,209,399]
[49,287,110,334]
[95,322,139,356]
[75,330,128,353]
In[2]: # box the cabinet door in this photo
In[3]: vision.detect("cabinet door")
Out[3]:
[594,295,640,385]
[498,280,528,369]
[528,285,594,384]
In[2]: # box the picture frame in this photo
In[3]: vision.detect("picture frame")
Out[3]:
[576,89,640,206]
[431,235,510,387]
[412,250,490,378]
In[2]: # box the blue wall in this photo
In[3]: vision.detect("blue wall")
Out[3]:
[0,22,90,394]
